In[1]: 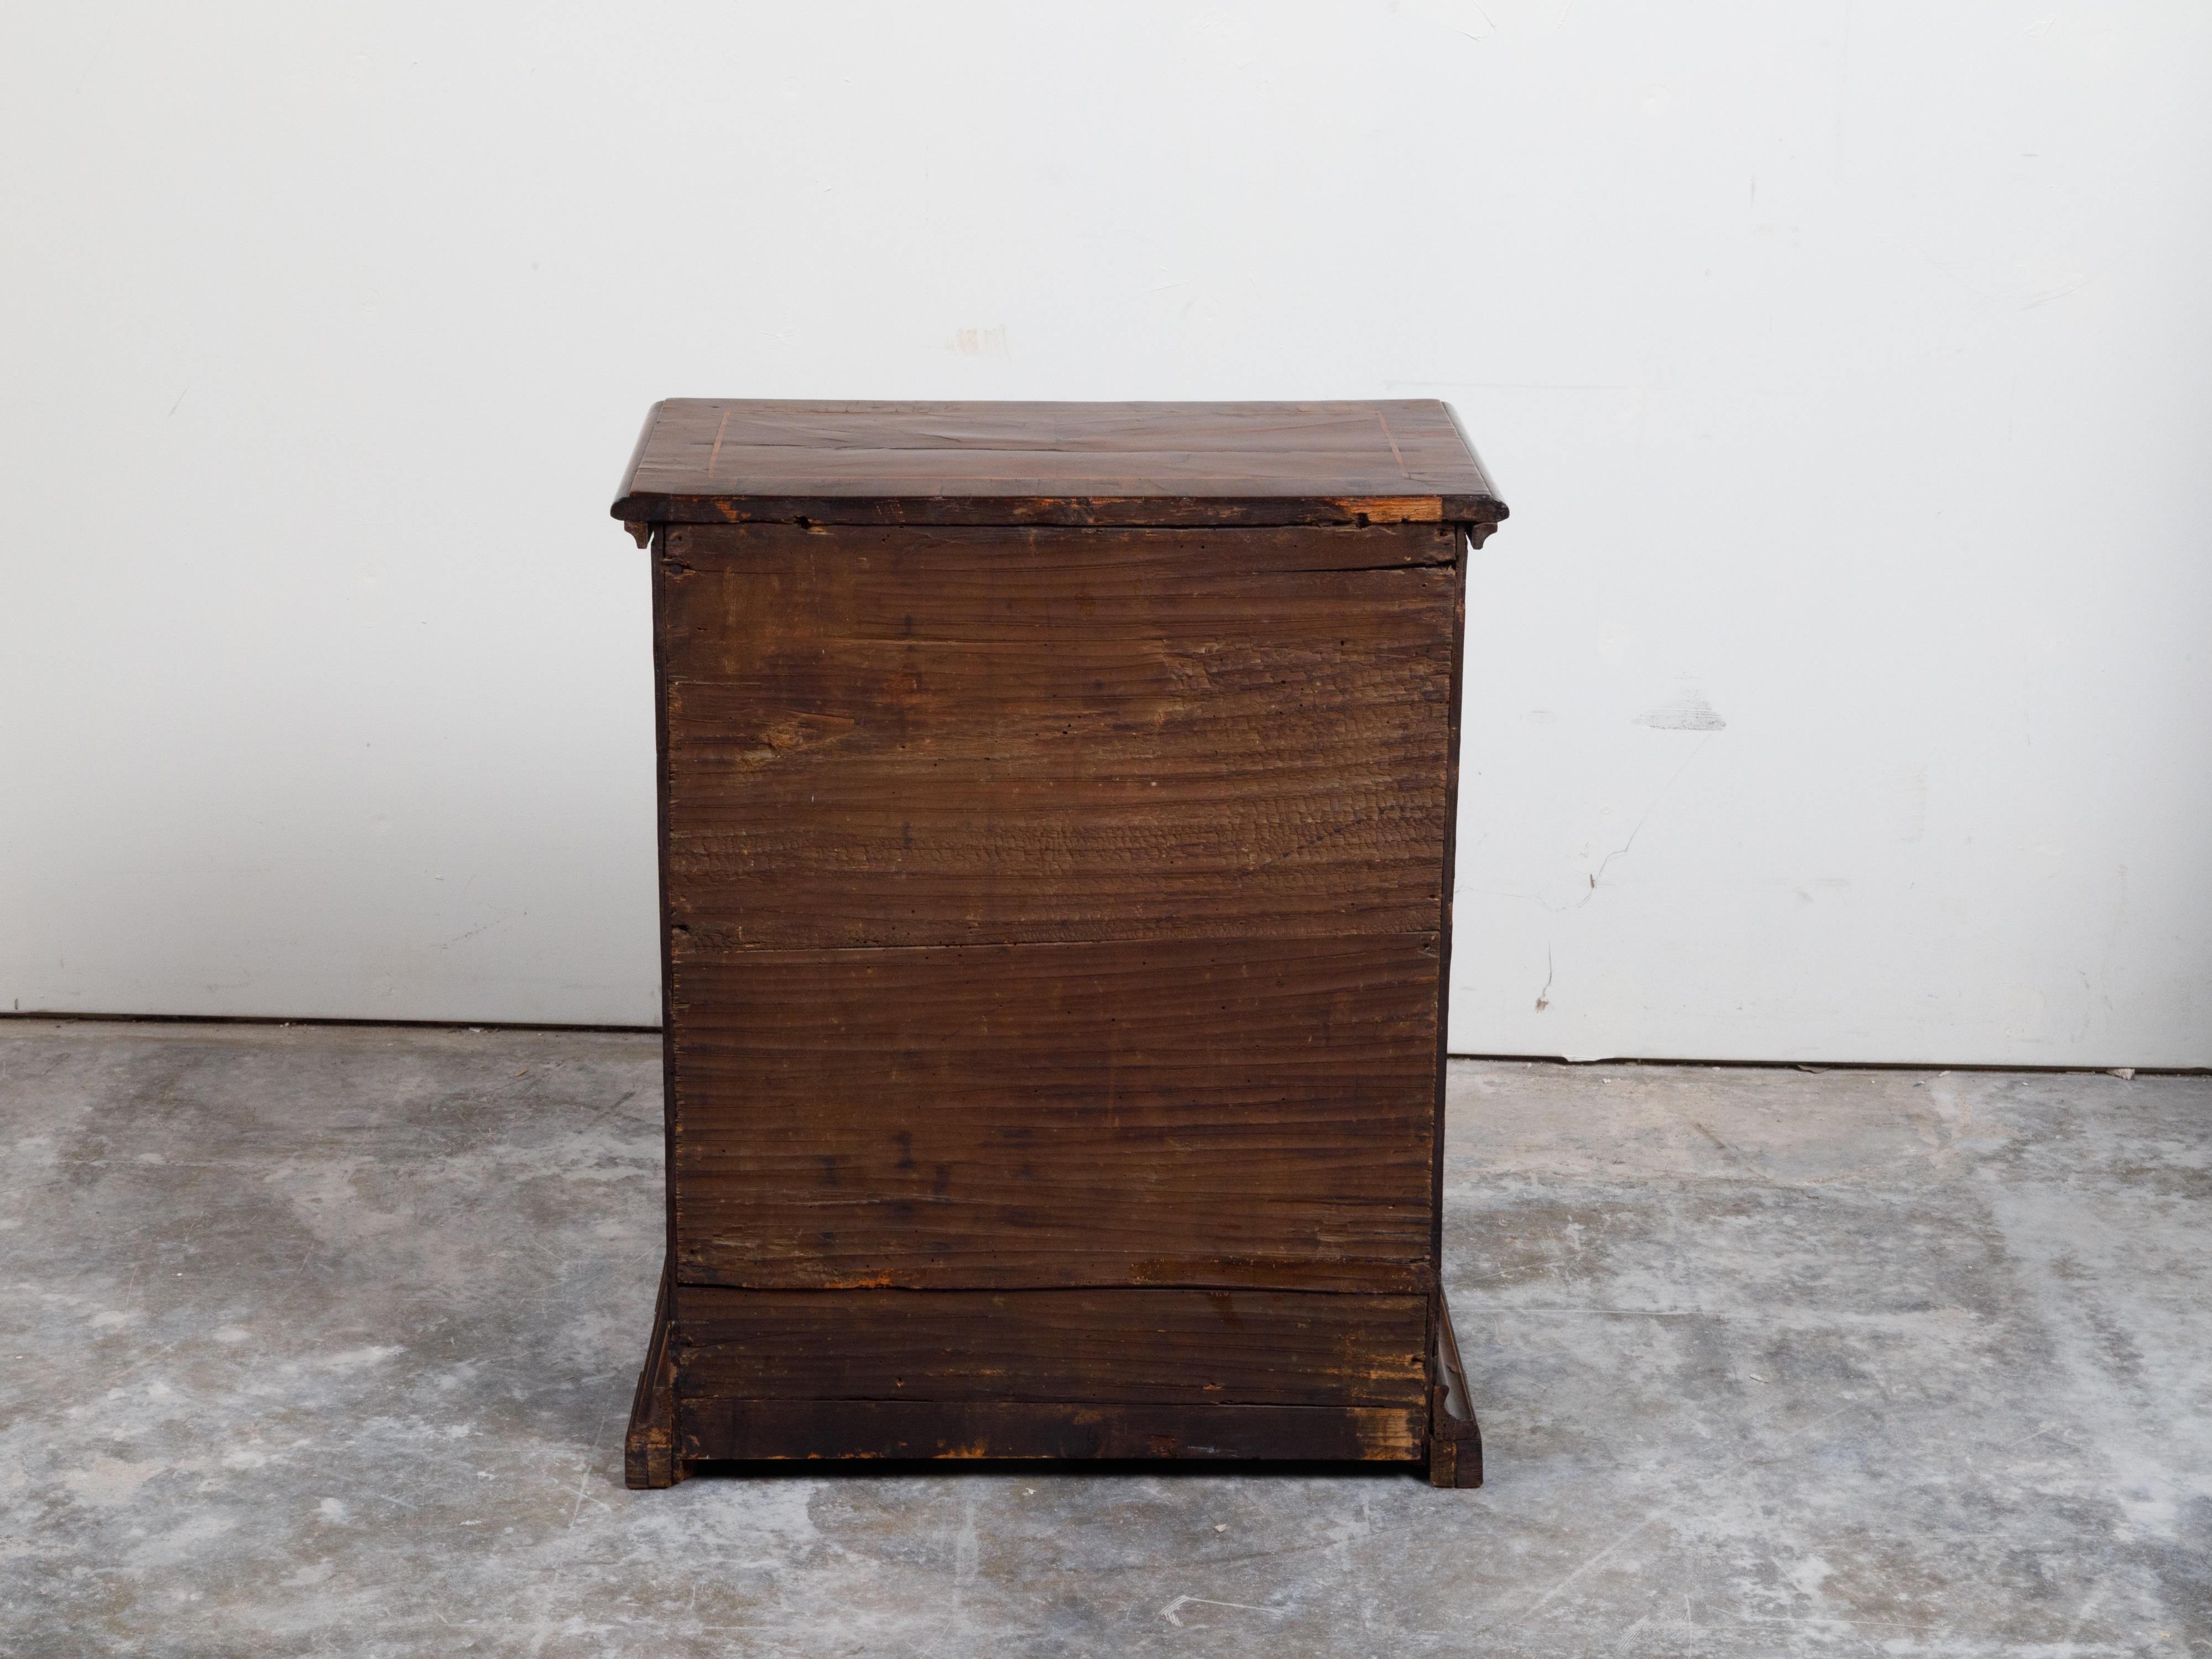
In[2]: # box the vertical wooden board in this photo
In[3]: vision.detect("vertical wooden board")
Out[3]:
[1432,531,1470,1277]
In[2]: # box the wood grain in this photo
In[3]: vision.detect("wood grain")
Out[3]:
[623,1258,682,1489]
[669,934,1438,1291]
[1428,1295,1483,1488]
[658,524,1456,949]
[613,399,1506,532]
[618,399,1498,1475]
[676,1398,1427,1464]
[671,1287,1429,1408]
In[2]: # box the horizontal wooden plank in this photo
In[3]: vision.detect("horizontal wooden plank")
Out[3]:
[638,495,1499,529]
[670,934,1439,1291]
[676,1398,1427,1464]
[665,519,1459,573]
[613,399,1507,530]
[670,1287,1430,1408]
[659,525,1457,948]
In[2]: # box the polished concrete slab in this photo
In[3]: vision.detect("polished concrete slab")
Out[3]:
[1,1021,2205,1656]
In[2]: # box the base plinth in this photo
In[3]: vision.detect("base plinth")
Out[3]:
[624,1262,1481,1486]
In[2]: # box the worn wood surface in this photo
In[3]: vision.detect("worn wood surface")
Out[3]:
[1428,1295,1483,1488]
[669,934,1438,1290]
[672,1287,1429,1408]
[623,1259,682,1489]
[613,400,1507,533]
[658,520,1452,1295]
[1431,532,1470,1300]
[656,524,1456,950]
[620,400,1499,1475]
[676,1399,1428,1465]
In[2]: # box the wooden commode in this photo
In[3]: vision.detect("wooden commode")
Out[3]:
[611,400,1507,1486]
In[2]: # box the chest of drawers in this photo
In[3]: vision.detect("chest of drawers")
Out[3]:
[612,400,1505,1486]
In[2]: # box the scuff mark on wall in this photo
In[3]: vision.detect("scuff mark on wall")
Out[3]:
[945,325,1010,360]
[1636,691,1726,732]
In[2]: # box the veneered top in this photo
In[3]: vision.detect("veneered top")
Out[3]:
[612,399,1506,531]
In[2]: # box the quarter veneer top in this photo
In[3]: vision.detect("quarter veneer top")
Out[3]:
[612,399,1506,530]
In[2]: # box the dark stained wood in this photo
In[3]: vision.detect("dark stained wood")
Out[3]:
[677,1399,1427,1464]
[623,1258,683,1489]
[666,517,1461,576]
[1432,530,1470,1288]
[617,399,1503,1480]
[648,520,687,1407]
[669,935,1438,1291]
[671,1288,1429,1408]
[658,523,1457,950]
[1428,1297,1483,1488]
[612,400,1507,534]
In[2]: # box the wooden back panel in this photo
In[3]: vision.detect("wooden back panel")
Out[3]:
[658,522,1460,1292]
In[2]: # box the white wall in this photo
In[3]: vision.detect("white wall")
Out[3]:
[4,2,2208,1064]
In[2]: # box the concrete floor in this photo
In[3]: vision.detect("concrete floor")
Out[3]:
[1,1023,2206,1657]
